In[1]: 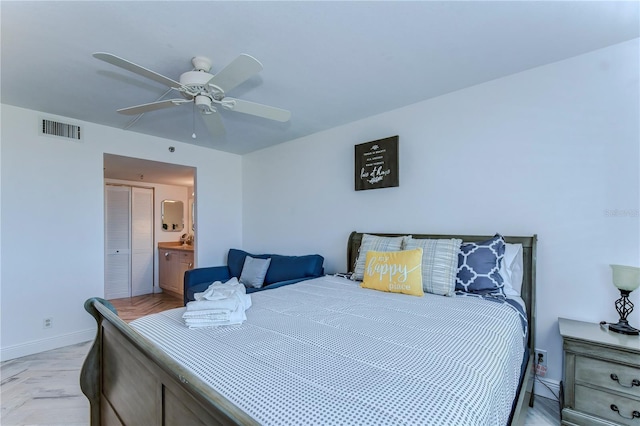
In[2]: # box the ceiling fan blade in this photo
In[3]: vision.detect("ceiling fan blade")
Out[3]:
[207,54,263,94]
[200,111,226,137]
[117,99,191,115]
[93,52,182,89]
[224,98,291,122]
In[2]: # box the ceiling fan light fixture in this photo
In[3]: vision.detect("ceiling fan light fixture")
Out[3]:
[194,95,214,114]
[191,56,212,72]
[179,70,212,95]
[203,83,223,100]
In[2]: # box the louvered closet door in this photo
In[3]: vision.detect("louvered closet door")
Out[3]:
[105,185,131,299]
[131,187,154,296]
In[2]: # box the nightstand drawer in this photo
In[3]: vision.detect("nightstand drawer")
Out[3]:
[575,385,640,425]
[576,356,640,398]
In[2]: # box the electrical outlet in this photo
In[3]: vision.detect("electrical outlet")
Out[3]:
[535,348,547,377]
[535,349,547,367]
[43,317,53,329]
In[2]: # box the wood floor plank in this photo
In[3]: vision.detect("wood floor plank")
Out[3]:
[108,292,183,322]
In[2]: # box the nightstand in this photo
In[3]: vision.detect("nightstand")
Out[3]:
[559,318,640,425]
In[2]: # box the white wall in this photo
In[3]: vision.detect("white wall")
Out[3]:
[0,106,243,360]
[242,39,640,395]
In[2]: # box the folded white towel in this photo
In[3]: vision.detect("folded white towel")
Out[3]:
[184,317,228,324]
[184,277,251,328]
[184,308,247,328]
[187,294,251,312]
[182,309,232,320]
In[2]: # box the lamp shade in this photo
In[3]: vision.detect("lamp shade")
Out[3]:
[610,264,640,291]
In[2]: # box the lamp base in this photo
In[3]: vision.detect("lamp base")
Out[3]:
[608,319,640,336]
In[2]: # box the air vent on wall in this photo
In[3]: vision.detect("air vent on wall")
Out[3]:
[40,118,82,141]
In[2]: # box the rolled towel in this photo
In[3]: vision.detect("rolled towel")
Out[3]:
[194,277,245,301]
[190,285,251,313]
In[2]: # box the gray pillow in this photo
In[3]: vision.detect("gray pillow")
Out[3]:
[404,237,462,296]
[351,234,405,281]
[239,256,272,288]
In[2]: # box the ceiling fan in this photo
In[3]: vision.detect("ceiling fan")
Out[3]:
[93,52,291,137]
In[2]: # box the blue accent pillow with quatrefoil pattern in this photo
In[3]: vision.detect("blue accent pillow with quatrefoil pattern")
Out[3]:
[456,234,506,296]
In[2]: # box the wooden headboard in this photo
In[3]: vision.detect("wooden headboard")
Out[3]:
[347,232,537,351]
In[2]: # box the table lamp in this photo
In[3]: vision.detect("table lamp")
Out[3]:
[609,264,640,335]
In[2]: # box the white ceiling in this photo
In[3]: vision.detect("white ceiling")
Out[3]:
[103,154,195,187]
[2,1,638,183]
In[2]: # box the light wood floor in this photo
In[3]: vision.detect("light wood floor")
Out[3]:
[107,292,184,322]
[1,293,561,425]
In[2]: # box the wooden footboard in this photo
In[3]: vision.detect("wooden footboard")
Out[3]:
[79,297,258,426]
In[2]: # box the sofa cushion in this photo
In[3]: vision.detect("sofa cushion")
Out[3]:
[240,256,271,288]
[239,277,313,294]
[228,248,324,286]
[227,249,270,278]
[264,254,324,285]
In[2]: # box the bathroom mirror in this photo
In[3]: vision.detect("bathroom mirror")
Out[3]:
[161,200,184,232]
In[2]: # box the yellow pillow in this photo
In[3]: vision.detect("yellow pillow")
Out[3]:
[361,248,424,296]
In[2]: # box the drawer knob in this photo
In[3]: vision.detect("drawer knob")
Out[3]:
[610,373,640,388]
[610,404,640,420]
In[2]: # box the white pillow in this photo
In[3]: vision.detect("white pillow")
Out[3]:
[240,256,272,288]
[500,243,523,296]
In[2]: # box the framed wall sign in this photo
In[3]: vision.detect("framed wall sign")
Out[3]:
[354,136,399,191]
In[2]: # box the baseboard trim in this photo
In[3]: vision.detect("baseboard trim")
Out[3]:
[0,328,95,361]
[534,376,561,401]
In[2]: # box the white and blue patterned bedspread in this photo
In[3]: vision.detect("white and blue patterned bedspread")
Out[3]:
[131,275,526,425]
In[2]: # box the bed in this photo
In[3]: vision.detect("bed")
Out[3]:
[80,232,537,425]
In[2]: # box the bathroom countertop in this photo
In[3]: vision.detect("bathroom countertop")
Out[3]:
[158,242,194,251]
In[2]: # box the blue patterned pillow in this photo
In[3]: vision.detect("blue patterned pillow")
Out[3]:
[456,234,506,295]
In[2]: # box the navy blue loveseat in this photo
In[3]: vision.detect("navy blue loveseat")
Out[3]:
[183,248,325,305]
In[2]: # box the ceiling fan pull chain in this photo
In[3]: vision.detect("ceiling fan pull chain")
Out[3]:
[192,103,196,139]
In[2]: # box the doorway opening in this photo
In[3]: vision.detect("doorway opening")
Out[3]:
[103,154,196,309]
